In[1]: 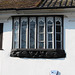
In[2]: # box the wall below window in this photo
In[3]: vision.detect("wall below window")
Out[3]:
[0,16,75,75]
[10,49,66,58]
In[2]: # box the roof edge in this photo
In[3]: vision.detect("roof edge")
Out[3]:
[0,6,75,10]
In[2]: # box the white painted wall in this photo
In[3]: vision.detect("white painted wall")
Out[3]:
[0,15,75,75]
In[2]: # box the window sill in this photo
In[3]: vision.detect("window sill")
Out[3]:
[10,49,66,58]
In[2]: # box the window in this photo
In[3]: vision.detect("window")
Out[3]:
[46,17,54,49]
[13,16,63,49]
[0,23,3,50]
[38,17,45,49]
[11,16,66,58]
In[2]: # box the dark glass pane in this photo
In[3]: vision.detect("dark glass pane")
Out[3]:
[21,42,26,48]
[56,21,60,24]
[39,34,44,41]
[39,42,44,48]
[48,20,52,24]
[0,24,3,49]
[30,21,35,28]
[56,42,61,49]
[48,34,52,41]
[30,21,35,48]
[39,26,44,32]
[56,34,61,41]
[39,21,44,26]
[48,42,52,48]
[21,21,27,48]
[56,26,61,32]
[48,25,52,32]
[22,21,27,26]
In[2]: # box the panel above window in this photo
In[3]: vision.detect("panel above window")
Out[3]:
[11,16,66,58]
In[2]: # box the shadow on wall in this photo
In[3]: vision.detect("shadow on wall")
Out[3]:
[64,18,75,46]
[64,17,75,58]
[65,21,75,29]
[64,17,75,29]
[3,17,12,32]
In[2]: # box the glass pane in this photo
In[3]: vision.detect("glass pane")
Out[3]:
[21,20,27,48]
[48,25,52,32]
[48,20,52,24]
[56,26,61,32]
[48,42,52,48]
[14,41,18,48]
[39,21,44,26]
[39,34,44,41]
[56,42,61,49]
[30,18,36,48]
[21,42,26,48]
[56,33,61,41]
[39,26,44,32]
[14,19,19,49]
[38,17,45,49]
[14,33,18,41]
[56,21,60,24]
[14,21,18,31]
[48,34,52,41]
[39,42,44,48]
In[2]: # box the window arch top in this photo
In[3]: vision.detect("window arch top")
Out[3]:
[48,20,53,24]
[56,21,60,24]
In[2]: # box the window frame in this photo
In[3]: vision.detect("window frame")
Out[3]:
[20,17,28,49]
[12,15,64,50]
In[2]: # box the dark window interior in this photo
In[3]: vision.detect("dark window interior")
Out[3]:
[0,23,3,49]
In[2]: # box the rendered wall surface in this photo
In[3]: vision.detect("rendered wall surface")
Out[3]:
[0,16,75,75]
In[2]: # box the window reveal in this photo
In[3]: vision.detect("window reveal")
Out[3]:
[13,16,63,49]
